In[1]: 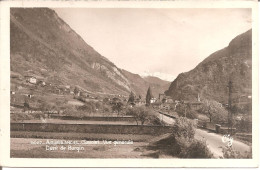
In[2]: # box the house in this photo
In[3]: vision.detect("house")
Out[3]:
[150,97,156,104]
[152,100,162,109]
[158,94,174,104]
[10,91,15,95]
[189,102,203,110]
[38,80,46,86]
[25,76,37,84]
[161,104,171,111]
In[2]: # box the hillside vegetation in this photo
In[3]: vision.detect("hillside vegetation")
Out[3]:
[165,29,252,104]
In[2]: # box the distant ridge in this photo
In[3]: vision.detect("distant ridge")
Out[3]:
[165,29,252,103]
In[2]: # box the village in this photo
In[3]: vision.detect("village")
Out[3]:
[10,70,207,115]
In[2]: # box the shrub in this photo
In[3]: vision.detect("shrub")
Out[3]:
[102,104,111,113]
[167,117,197,156]
[186,110,198,119]
[172,117,196,139]
[112,101,124,115]
[179,139,213,158]
[95,101,103,110]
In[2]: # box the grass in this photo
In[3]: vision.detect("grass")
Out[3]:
[10,142,147,158]
[10,133,176,158]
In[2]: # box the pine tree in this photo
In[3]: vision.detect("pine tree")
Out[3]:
[146,87,153,106]
[128,91,135,103]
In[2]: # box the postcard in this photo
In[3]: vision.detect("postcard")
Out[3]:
[0,0,259,167]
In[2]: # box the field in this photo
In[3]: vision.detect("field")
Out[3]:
[11,138,149,158]
[10,132,174,158]
[10,111,172,158]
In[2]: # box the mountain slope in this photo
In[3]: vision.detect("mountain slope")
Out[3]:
[165,29,252,103]
[10,8,131,95]
[121,70,170,98]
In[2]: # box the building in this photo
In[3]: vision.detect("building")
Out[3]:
[38,80,46,86]
[25,76,37,84]
[189,102,203,110]
[150,97,156,104]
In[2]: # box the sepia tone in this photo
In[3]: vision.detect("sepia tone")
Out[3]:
[10,7,252,160]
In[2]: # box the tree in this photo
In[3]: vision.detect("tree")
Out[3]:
[112,102,124,115]
[128,91,135,103]
[175,103,197,119]
[176,103,189,117]
[111,98,124,115]
[23,101,30,112]
[200,100,228,123]
[74,86,80,95]
[146,86,153,106]
[103,97,110,104]
[172,117,196,139]
[126,106,150,125]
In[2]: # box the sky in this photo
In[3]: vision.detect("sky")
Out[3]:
[53,8,251,81]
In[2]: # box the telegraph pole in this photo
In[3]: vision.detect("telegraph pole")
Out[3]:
[227,80,233,136]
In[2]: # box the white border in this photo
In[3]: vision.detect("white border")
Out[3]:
[0,0,258,167]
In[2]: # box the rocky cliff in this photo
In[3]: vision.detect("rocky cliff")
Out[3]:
[10,8,132,95]
[165,29,252,103]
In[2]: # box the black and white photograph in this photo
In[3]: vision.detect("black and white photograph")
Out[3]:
[0,0,259,168]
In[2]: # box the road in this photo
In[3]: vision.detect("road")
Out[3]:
[195,129,251,158]
[157,113,175,125]
[156,111,251,158]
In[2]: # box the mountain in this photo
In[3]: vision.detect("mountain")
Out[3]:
[10,8,134,95]
[121,70,170,98]
[10,8,169,97]
[165,29,252,103]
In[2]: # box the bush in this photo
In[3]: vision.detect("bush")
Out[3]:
[77,101,96,113]
[179,139,213,158]
[151,117,213,158]
[186,110,198,119]
[95,101,103,110]
[102,104,111,113]
[167,117,197,156]
[172,117,196,139]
